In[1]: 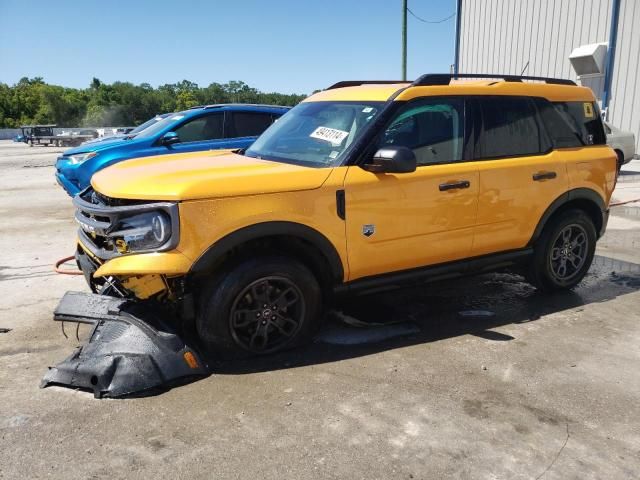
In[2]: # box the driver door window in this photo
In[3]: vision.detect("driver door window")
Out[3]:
[174,113,223,143]
[379,99,465,166]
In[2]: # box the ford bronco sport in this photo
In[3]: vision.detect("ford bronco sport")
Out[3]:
[72,74,616,358]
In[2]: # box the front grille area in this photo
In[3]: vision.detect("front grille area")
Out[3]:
[73,188,180,260]
[91,189,148,208]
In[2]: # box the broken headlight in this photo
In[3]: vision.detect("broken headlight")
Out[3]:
[74,190,180,259]
[109,211,172,253]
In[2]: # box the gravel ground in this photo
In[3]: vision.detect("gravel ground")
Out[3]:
[1,140,639,479]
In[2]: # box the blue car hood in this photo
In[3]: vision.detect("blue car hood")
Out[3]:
[81,135,126,146]
[62,137,146,156]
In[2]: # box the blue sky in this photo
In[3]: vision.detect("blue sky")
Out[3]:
[0,0,457,94]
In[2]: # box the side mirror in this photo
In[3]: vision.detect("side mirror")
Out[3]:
[362,146,417,174]
[161,131,180,146]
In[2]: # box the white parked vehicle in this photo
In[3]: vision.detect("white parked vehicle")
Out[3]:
[604,121,636,166]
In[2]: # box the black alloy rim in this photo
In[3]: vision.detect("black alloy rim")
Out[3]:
[229,276,305,353]
[549,224,589,281]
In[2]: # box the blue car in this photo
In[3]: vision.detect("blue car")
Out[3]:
[80,113,173,147]
[55,104,290,196]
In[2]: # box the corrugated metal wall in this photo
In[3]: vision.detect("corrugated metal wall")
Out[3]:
[459,0,613,80]
[459,0,640,151]
[609,0,640,151]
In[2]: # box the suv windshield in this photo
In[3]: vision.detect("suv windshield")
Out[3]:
[133,113,190,139]
[245,101,384,167]
[129,114,171,135]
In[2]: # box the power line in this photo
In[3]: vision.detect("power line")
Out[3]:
[407,7,456,24]
[401,2,457,79]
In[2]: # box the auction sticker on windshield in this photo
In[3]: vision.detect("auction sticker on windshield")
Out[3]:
[310,126,349,146]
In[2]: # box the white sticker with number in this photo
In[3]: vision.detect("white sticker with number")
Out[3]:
[309,126,349,146]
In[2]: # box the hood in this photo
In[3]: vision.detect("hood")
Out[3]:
[63,136,145,155]
[91,150,334,201]
[81,134,126,146]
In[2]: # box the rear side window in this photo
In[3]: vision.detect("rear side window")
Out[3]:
[535,99,583,148]
[174,113,224,142]
[231,112,274,137]
[478,97,548,158]
[548,101,606,147]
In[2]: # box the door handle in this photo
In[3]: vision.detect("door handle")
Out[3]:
[532,171,557,181]
[439,180,470,191]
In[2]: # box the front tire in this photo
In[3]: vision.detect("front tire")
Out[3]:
[527,209,596,292]
[196,256,322,358]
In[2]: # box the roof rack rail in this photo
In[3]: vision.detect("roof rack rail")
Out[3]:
[326,80,408,90]
[204,103,291,109]
[187,103,292,110]
[412,73,576,86]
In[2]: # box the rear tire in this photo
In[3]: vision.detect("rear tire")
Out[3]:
[196,255,322,359]
[615,150,624,173]
[526,209,596,292]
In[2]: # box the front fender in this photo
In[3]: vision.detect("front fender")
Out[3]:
[189,221,345,283]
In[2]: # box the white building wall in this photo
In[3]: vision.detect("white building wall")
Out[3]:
[459,0,640,151]
[609,0,640,151]
[460,0,613,81]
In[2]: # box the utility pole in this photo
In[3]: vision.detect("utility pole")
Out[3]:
[402,0,407,80]
[453,0,462,75]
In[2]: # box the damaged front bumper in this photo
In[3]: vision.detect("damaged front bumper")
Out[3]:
[75,241,189,301]
[41,291,207,398]
[72,187,193,300]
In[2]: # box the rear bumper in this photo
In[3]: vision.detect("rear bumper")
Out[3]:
[620,146,636,164]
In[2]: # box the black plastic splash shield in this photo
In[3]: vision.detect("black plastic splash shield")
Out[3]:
[41,291,208,398]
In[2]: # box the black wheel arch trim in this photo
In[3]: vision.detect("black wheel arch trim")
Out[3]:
[529,188,607,246]
[189,221,345,282]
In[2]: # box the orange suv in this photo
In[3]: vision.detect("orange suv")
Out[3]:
[72,74,616,357]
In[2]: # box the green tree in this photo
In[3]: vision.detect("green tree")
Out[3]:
[175,90,199,111]
[0,78,308,128]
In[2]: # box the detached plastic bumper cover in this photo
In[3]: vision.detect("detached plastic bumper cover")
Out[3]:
[41,291,207,398]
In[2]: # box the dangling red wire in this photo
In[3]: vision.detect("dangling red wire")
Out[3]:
[54,255,83,275]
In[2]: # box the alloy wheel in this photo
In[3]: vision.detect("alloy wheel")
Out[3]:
[549,224,589,282]
[229,276,305,353]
